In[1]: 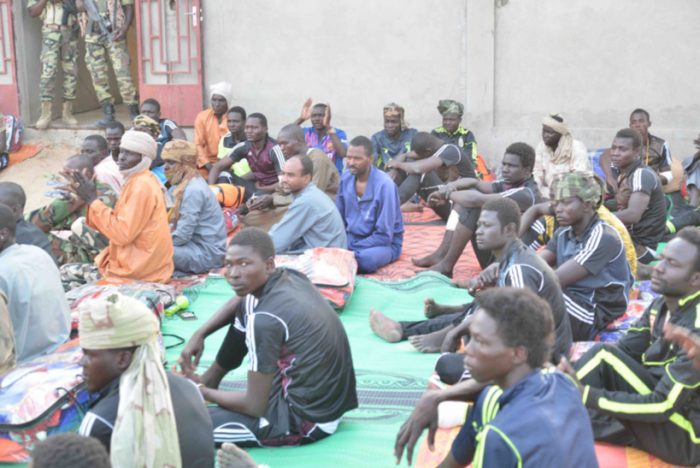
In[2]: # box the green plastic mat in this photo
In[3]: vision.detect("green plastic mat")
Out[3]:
[162,272,471,467]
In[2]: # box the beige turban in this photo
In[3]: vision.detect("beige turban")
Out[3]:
[542,113,569,135]
[209,81,234,106]
[542,113,574,165]
[120,129,157,160]
[162,140,200,224]
[162,139,197,167]
[78,294,182,468]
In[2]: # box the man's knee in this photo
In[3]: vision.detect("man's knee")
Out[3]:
[355,248,392,273]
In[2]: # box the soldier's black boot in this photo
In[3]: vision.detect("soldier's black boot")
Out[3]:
[95,102,115,128]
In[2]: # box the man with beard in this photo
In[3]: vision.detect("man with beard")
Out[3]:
[559,228,700,466]
[336,136,404,273]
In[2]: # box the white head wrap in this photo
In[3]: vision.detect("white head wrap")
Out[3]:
[119,129,157,160]
[542,113,570,136]
[209,81,234,107]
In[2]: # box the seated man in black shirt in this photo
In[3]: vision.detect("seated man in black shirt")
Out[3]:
[179,227,358,447]
[605,128,666,264]
[77,293,215,468]
[560,228,700,465]
[370,197,572,361]
[386,132,476,221]
[414,142,542,277]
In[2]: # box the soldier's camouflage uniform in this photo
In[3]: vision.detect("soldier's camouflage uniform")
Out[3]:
[82,0,137,105]
[27,181,117,264]
[28,0,79,102]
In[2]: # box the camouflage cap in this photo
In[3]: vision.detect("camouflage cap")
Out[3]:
[550,171,602,205]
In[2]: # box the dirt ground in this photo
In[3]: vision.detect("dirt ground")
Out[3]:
[0,143,77,212]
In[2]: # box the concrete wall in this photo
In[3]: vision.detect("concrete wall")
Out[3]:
[202,0,700,166]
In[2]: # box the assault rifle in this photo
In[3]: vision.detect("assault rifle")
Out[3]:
[83,0,114,41]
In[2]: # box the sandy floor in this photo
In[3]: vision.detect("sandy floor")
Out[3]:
[0,143,77,212]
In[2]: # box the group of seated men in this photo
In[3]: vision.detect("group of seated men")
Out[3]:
[3,87,700,467]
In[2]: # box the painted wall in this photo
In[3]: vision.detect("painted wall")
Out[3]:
[201,0,700,165]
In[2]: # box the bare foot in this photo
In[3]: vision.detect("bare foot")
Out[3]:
[369,309,403,343]
[412,250,444,268]
[409,329,448,353]
[424,298,465,318]
[217,443,258,468]
[424,298,440,318]
[427,261,453,279]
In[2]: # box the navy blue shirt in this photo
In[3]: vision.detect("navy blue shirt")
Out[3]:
[451,369,598,467]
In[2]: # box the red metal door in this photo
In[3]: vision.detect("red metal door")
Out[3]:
[0,0,19,116]
[135,0,203,126]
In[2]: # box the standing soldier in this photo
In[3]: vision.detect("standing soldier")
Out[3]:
[28,0,79,129]
[76,0,139,127]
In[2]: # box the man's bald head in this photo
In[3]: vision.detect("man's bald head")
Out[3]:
[411,132,442,158]
[278,124,305,143]
[0,182,26,220]
[277,124,308,158]
[66,154,96,178]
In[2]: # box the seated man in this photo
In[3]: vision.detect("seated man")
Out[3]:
[0,181,55,262]
[0,205,70,362]
[533,113,590,196]
[431,99,481,176]
[104,120,125,164]
[415,142,542,277]
[520,191,639,278]
[62,130,174,286]
[371,198,572,361]
[139,97,187,150]
[178,228,358,447]
[560,228,700,466]
[336,136,404,273]
[162,140,227,275]
[195,81,233,173]
[542,171,633,341]
[0,292,15,375]
[394,287,597,467]
[247,124,340,213]
[28,155,116,264]
[81,134,124,195]
[217,106,250,177]
[268,155,347,254]
[295,99,348,172]
[386,132,476,221]
[601,108,673,188]
[77,293,214,467]
[605,128,666,264]
[371,103,417,170]
[208,113,285,200]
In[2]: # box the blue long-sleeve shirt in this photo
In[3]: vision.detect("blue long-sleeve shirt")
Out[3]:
[335,166,404,251]
[268,183,347,254]
[169,177,227,264]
